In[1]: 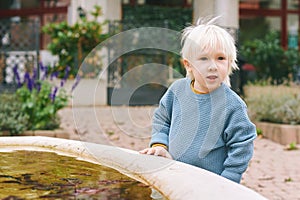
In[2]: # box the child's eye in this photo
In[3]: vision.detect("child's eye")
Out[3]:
[199,57,208,61]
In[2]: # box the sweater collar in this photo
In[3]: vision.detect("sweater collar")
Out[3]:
[186,78,227,101]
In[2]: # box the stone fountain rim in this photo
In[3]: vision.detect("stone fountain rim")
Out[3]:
[0,136,267,200]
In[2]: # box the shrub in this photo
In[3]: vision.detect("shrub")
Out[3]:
[0,93,29,135]
[42,5,109,78]
[13,63,78,130]
[240,31,300,84]
[244,84,300,125]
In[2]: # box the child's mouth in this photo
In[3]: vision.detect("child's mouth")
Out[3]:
[207,75,218,80]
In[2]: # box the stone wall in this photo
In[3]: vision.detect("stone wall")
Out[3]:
[255,122,300,145]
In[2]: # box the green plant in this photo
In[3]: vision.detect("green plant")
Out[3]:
[0,93,29,135]
[244,84,300,125]
[42,5,109,78]
[284,177,293,182]
[13,63,75,130]
[256,128,263,136]
[122,5,192,31]
[240,31,300,84]
[286,142,298,151]
[17,81,68,130]
[121,5,191,77]
[106,131,115,136]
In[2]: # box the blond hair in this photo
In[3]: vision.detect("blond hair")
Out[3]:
[181,17,239,86]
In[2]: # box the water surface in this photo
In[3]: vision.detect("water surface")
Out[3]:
[0,150,152,199]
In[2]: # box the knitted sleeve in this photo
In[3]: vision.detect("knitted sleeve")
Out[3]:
[149,89,173,148]
[221,104,257,183]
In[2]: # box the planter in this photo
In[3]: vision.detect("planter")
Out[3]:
[255,122,300,145]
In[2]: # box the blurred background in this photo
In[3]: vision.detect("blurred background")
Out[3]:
[0,0,299,105]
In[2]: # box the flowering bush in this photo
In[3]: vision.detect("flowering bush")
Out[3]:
[244,84,300,125]
[42,5,109,78]
[13,63,79,130]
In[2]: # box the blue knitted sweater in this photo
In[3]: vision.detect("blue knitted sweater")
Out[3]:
[150,78,257,183]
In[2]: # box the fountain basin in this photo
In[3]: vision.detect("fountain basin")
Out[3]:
[0,136,267,200]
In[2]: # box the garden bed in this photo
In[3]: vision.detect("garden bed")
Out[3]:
[244,84,300,145]
[255,122,300,145]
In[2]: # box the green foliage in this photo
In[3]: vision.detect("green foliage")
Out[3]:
[13,62,72,131]
[42,5,109,78]
[121,5,191,76]
[256,128,263,136]
[244,84,300,125]
[122,5,192,31]
[0,93,29,135]
[284,177,293,182]
[286,142,298,151]
[239,17,270,45]
[16,81,68,130]
[240,31,300,84]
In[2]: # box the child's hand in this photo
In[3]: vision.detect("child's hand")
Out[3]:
[139,146,173,159]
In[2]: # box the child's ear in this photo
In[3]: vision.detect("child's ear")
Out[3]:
[183,59,192,72]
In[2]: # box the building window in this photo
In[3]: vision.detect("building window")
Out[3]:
[122,0,192,7]
[239,0,300,49]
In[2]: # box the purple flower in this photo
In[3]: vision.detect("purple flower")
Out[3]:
[39,62,45,72]
[71,75,81,91]
[24,72,33,91]
[59,66,71,88]
[13,64,21,87]
[31,67,38,89]
[60,79,65,87]
[39,62,48,81]
[63,66,71,81]
[50,71,59,81]
[50,86,58,102]
[36,82,41,92]
[32,67,38,80]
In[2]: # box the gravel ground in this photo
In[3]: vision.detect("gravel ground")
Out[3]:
[59,106,300,200]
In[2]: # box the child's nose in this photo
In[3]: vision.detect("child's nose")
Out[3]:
[208,61,217,70]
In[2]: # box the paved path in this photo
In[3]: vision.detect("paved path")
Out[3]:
[58,106,300,200]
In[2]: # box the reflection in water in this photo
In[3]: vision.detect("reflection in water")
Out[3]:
[151,188,167,200]
[0,150,153,199]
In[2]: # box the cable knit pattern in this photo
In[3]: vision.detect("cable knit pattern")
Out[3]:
[150,78,257,183]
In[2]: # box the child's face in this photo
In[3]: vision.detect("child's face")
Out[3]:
[185,48,229,93]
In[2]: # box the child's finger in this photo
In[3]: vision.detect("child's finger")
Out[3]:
[146,148,156,155]
[139,148,150,154]
[154,149,162,156]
